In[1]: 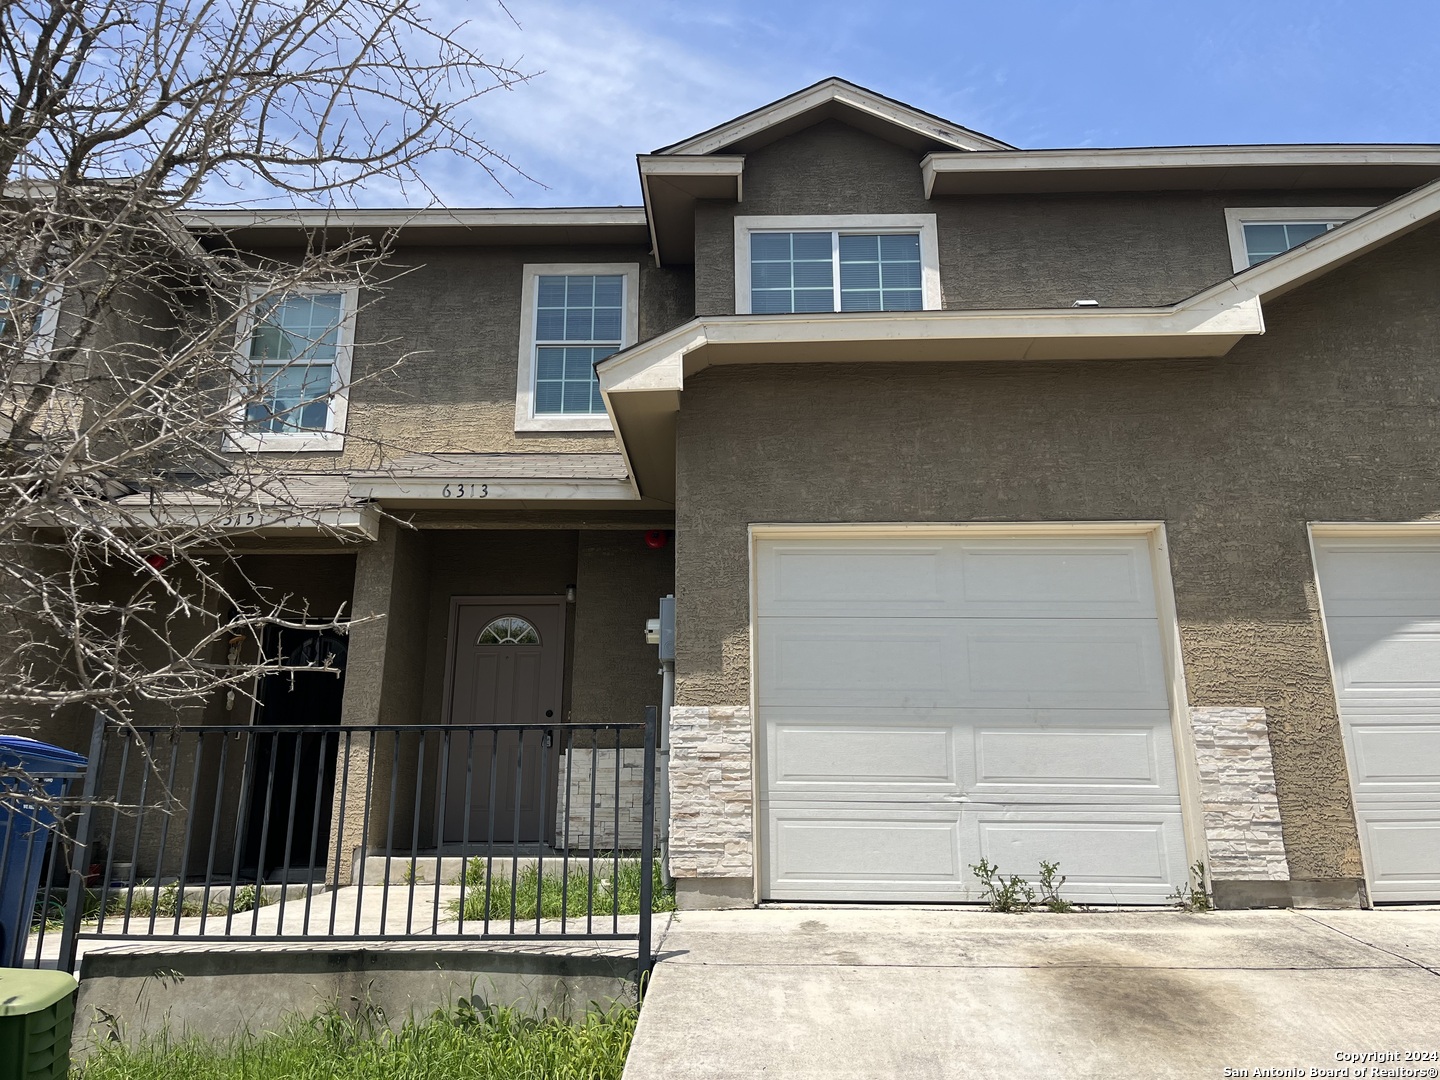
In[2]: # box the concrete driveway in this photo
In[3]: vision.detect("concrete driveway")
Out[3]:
[623,907,1440,1080]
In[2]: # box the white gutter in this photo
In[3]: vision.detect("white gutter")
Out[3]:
[178,207,648,230]
[923,145,1440,197]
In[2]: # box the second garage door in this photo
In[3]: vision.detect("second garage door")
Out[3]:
[1313,534,1440,902]
[755,531,1191,905]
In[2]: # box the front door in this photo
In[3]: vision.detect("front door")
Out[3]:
[243,625,346,879]
[444,599,565,845]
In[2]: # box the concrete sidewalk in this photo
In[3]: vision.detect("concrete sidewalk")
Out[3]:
[623,907,1440,1080]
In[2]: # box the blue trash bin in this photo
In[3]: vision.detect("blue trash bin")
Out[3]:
[0,737,89,968]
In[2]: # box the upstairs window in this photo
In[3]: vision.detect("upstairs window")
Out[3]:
[515,263,637,433]
[534,273,623,415]
[751,232,924,313]
[735,215,940,315]
[1224,208,1373,272]
[0,270,61,356]
[231,288,357,452]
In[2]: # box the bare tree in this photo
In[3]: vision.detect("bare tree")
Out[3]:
[0,0,533,808]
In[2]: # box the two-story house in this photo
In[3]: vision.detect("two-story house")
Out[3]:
[73,78,1440,912]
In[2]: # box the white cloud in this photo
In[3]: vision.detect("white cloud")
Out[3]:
[417,0,798,208]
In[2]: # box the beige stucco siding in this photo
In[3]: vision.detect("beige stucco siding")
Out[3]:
[694,117,1404,315]
[672,221,1440,884]
[215,243,693,470]
[571,531,674,733]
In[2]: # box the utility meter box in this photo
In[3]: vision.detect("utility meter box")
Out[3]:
[646,595,676,661]
[657,595,675,662]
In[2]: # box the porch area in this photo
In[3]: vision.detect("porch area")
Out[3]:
[23,712,662,974]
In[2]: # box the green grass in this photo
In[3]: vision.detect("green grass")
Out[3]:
[113,883,270,920]
[449,858,676,923]
[30,884,269,936]
[74,1000,637,1080]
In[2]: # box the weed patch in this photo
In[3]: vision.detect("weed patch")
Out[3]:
[1169,861,1212,912]
[449,857,675,923]
[74,999,636,1080]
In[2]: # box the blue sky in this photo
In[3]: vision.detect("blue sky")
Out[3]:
[355,0,1440,208]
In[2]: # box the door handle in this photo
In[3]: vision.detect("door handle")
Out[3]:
[942,793,969,802]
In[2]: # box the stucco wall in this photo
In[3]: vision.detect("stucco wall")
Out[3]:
[672,220,1440,885]
[415,530,578,730]
[693,118,1402,315]
[570,531,674,732]
[210,242,693,470]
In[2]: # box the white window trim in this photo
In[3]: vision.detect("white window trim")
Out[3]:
[734,214,942,315]
[2,276,63,362]
[1224,207,1374,273]
[515,262,638,433]
[225,285,359,454]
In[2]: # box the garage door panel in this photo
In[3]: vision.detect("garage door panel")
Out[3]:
[759,618,1168,709]
[1345,719,1440,794]
[1360,816,1440,901]
[764,714,959,795]
[767,809,963,900]
[970,814,1186,902]
[756,537,1158,619]
[965,622,1167,707]
[1328,618,1440,705]
[1315,541,1440,618]
[759,543,948,616]
[971,716,1175,793]
[759,621,956,706]
[957,540,1156,617]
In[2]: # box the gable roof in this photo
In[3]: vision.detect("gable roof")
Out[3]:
[653,77,1014,156]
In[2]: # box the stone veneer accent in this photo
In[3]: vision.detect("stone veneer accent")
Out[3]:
[668,705,752,877]
[553,747,650,849]
[1189,706,1290,881]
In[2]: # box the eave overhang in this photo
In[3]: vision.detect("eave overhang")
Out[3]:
[179,207,650,249]
[348,477,640,508]
[100,501,382,539]
[347,452,644,507]
[923,146,1440,197]
[597,297,1264,503]
[638,156,745,266]
[655,77,1013,157]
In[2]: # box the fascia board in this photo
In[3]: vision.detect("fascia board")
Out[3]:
[923,146,1440,197]
[597,298,1263,402]
[925,145,1440,174]
[347,477,639,503]
[94,503,380,539]
[639,156,745,266]
[638,156,745,179]
[598,326,705,393]
[660,79,1011,156]
[179,208,648,230]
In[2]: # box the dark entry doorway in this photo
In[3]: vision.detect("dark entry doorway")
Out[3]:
[242,625,347,879]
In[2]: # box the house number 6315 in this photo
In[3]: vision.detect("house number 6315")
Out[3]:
[441,484,488,498]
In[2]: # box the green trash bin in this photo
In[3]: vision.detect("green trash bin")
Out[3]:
[0,969,77,1079]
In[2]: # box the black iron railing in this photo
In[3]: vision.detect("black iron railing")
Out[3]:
[25,709,657,985]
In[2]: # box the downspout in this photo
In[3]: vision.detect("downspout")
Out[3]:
[647,594,676,887]
[659,651,675,888]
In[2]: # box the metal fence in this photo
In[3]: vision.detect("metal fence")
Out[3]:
[19,709,657,983]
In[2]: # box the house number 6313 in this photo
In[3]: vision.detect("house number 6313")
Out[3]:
[441,484,488,498]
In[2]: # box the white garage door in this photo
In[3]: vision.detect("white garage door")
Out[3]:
[1314,535,1440,902]
[755,533,1191,905]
